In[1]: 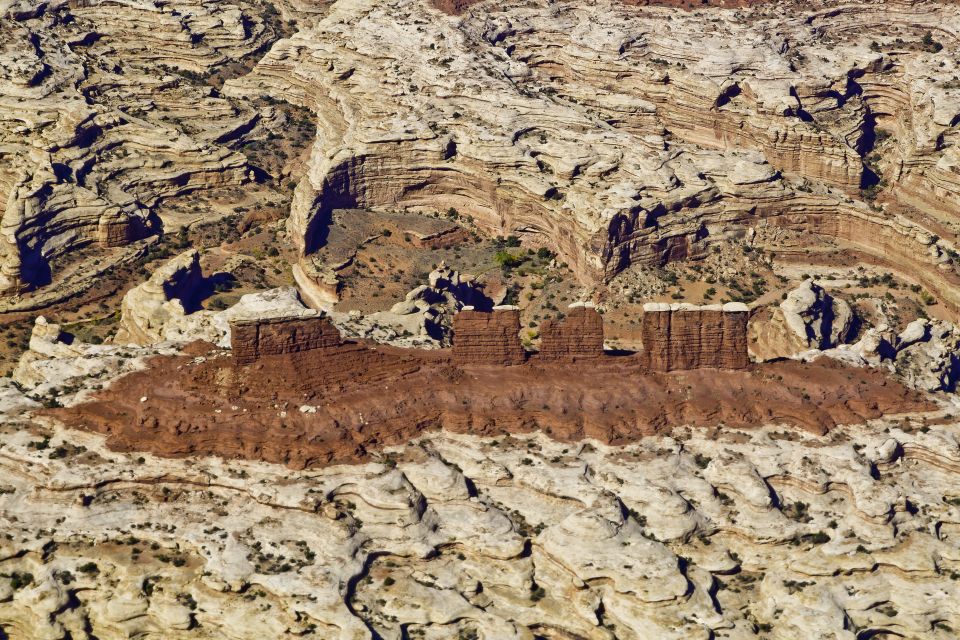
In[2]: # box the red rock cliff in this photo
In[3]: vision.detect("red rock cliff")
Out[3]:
[641,303,750,371]
[231,315,343,365]
[539,305,605,360]
[452,307,526,366]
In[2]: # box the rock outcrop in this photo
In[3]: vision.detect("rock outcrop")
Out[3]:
[115,252,315,347]
[791,316,960,393]
[115,250,205,345]
[538,303,605,360]
[893,319,960,392]
[3,391,959,640]
[12,316,175,400]
[231,314,336,365]
[223,0,960,314]
[0,0,283,298]
[451,307,525,366]
[641,302,750,371]
[780,280,854,349]
[332,263,492,348]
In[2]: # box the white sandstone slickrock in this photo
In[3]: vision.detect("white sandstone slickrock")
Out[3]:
[114,250,317,347]
[1,380,960,639]
[0,0,282,299]
[780,279,853,349]
[223,0,960,313]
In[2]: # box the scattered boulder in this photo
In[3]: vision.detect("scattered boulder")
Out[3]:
[894,320,960,392]
[332,262,492,348]
[799,318,959,393]
[896,318,929,350]
[749,280,856,360]
[780,279,853,349]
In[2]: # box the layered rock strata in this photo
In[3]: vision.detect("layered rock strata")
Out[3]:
[231,314,337,365]
[52,333,932,468]
[537,303,605,360]
[0,373,957,640]
[115,250,205,345]
[0,0,284,297]
[641,302,750,371]
[223,0,960,313]
[451,307,525,366]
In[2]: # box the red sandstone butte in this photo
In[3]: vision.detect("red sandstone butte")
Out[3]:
[231,314,342,365]
[538,305,605,360]
[452,307,526,366]
[54,308,933,469]
[641,302,750,371]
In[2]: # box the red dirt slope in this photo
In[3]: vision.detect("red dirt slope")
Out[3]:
[53,343,932,469]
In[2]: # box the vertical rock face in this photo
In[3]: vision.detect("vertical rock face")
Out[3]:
[231,315,340,365]
[641,303,750,371]
[451,307,525,366]
[538,304,605,360]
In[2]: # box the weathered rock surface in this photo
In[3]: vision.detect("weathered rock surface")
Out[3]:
[452,307,526,366]
[538,303,604,360]
[332,263,492,348]
[224,0,960,313]
[115,251,315,347]
[780,280,854,349]
[750,280,856,360]
[115,250,206,345]
[12,316,177,401]
[641,302,750,371]
[2,391,959,638]
[0,0,286,297]
[48,329,933,468]
[894,319,960,392]
[788,316,960,393]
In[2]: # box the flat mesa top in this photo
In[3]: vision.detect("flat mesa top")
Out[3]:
[642,302,750,313]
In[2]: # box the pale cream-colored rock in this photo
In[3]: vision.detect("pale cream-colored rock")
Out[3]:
[115,251,317,347]
[0,388,958,639]
[0,0,280,299]
[223,0,960,314]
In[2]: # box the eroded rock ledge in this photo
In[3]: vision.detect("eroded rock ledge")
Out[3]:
[55,329,930,468]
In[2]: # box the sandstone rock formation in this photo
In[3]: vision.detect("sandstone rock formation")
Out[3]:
[780,280,854,349]
[115,251,315,347]
[641,302,750,371]
[115,249,206,345]
[232,314,337,365]
[332,263,492,348]
[0,0,285,299]
[893,319,960,392]
[451,307,526,366]
[223,0,960,313]
[790,316,960,393]
[12,316,176,400]
[750,280,856,360]
[1,387,958,638]
[538,303,604,360]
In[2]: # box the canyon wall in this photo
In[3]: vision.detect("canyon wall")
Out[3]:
[221,0,960,313]
[641,302,750,371]
[0,0,281,300]
[538,304,605,360]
